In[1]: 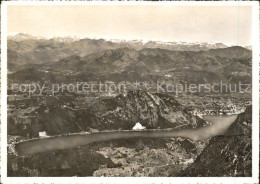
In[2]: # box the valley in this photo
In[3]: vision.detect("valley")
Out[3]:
[6,33,252,177]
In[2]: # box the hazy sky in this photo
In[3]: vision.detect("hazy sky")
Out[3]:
[7,5,252,45]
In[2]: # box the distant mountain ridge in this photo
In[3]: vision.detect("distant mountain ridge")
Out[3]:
[64,46,250,70]
[8,45,252,86]
[7,33,225,45]
[8,33,252,87]
[8,32,251,50]
[7,33,236,66]
[7,33,251,66]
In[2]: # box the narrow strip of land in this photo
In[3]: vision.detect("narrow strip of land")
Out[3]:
[15,114,238,156]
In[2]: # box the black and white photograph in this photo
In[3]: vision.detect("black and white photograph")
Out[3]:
[0,1,259,183]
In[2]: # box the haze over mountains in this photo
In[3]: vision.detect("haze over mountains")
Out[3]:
[8,33,252,86]
[7,33,250,67]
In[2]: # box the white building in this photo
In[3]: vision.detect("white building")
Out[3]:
[132,122,146,130]
[39,131,48,138]
[183,158,194,165]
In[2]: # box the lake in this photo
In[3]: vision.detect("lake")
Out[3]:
[15,114,238,156]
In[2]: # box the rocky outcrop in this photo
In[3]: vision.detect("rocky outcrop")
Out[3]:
[8,90,205,138]
[84,90,206,130]
[178,106,252,176]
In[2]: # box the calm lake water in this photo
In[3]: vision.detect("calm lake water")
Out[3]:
[15,114,238,156]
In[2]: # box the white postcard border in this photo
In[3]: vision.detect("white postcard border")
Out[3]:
[1,1,259,184]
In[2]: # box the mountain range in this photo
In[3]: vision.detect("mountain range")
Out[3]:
[8,33,249,67]
[8,90,206,138]
[8,46,252,86]
[7,33,253,177]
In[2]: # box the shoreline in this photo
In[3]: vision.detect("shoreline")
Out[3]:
[14,114,238,156]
